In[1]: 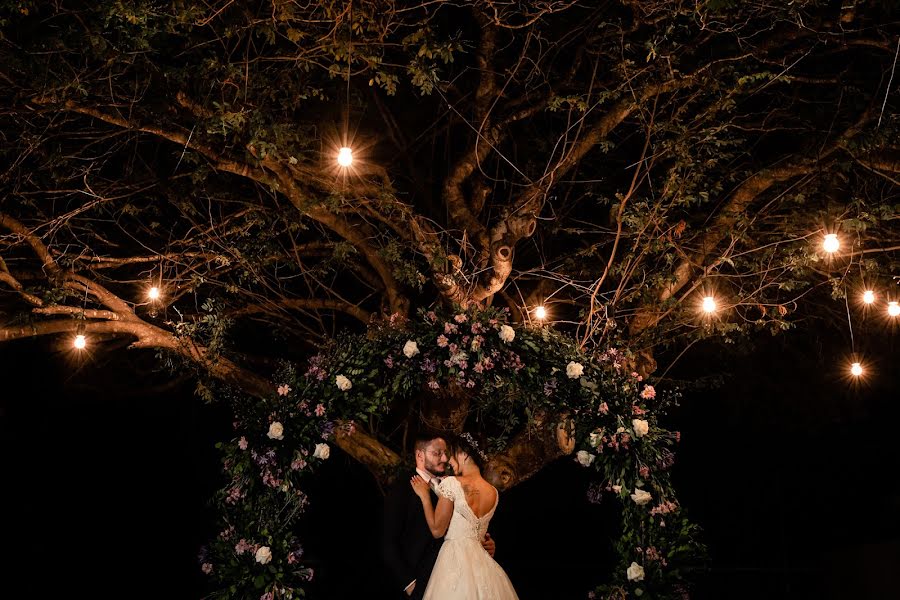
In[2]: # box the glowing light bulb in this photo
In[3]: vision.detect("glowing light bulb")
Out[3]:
[74,334,87,349]
[534,305,547,320]
[701,296,717,314]
[337,147,353,167]
[850,362,863,377]
[823,233,840,253]
[889,301,900,317]
[148,286,160,301]
[862,290,875,305]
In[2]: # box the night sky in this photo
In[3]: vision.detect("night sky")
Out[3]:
[2,318,898,599]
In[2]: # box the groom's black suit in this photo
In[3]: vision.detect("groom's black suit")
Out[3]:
[383,471,443,600]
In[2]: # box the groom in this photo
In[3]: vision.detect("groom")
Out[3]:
[383,432,495,599]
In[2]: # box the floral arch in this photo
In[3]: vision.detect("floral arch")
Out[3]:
[203,307,704,599]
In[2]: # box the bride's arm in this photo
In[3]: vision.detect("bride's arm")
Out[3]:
[410,476,454,538]
[422,495,454,538]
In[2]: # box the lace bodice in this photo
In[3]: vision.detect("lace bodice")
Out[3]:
[435,476,498,542]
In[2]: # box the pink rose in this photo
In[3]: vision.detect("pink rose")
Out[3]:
[640,385,656,400]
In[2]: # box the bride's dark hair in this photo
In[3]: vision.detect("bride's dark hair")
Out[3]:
[450,432,488,470]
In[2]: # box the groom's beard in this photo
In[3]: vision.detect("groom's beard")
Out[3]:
[424,460,448,477]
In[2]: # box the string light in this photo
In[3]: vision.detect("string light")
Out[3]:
[850,362,863,377]
[148,286,161,301]
[862,290,875,305]
[534,305,547,320]
[337,147,353,168]
[701,296,717,314]
[74,334,87,350]
[889,301,900,317]
[822,233,840,253]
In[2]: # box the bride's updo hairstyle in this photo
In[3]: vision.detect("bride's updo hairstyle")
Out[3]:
[451,432,489,471]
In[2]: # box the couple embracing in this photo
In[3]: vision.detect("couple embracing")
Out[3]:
[383,432,520,599]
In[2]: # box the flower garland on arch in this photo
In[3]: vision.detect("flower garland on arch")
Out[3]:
[202,306,705,599]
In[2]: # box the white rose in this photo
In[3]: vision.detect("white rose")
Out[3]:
[403,340,420,358]
[632,419,649,438]
[588,430,603,448]
[566,361,584,379]
[498,324,515,343]
[626,562,645,582]
[630,489,652,506]
[266,421,284,441]
[255,546,272,565]
[313,443,331,460]
[335,374,352,391]
[575,450,595,467]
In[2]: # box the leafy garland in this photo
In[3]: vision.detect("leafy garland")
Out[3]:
[202,307,705,599]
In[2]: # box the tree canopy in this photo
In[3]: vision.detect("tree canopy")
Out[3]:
[3,1,900,597]
[2,0,899,476]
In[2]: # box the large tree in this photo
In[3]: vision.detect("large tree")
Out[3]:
[1,0,899,489]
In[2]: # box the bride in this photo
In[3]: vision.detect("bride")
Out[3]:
[410,433,520,600]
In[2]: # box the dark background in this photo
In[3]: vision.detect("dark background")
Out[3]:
[2,320,899,599]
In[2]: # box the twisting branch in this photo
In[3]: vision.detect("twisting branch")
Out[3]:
[30,98,411,314]
[485,413,575,491]
[441,12,497,256]
[628,110,875,337]
[469,77,695,302]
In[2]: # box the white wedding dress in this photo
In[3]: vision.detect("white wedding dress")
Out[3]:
[422,476,520,600]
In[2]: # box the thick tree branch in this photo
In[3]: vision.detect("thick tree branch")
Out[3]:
[0,212,61,277]
[333,423,402,483]
[484,413,574,491]
[469,77,696,302]
[441,13,497,255]
[0,317,272,398]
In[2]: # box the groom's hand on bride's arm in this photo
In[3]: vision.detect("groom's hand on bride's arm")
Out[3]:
[482,533,495,557]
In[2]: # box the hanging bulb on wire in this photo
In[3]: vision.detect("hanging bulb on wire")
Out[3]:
[73,320,87,350]
[889,301,900,317]
[337,147,353,167]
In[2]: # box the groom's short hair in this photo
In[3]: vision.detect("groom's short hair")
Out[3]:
[414,431,444,452]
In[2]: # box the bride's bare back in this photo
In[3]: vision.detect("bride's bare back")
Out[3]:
[456,474,498,519]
